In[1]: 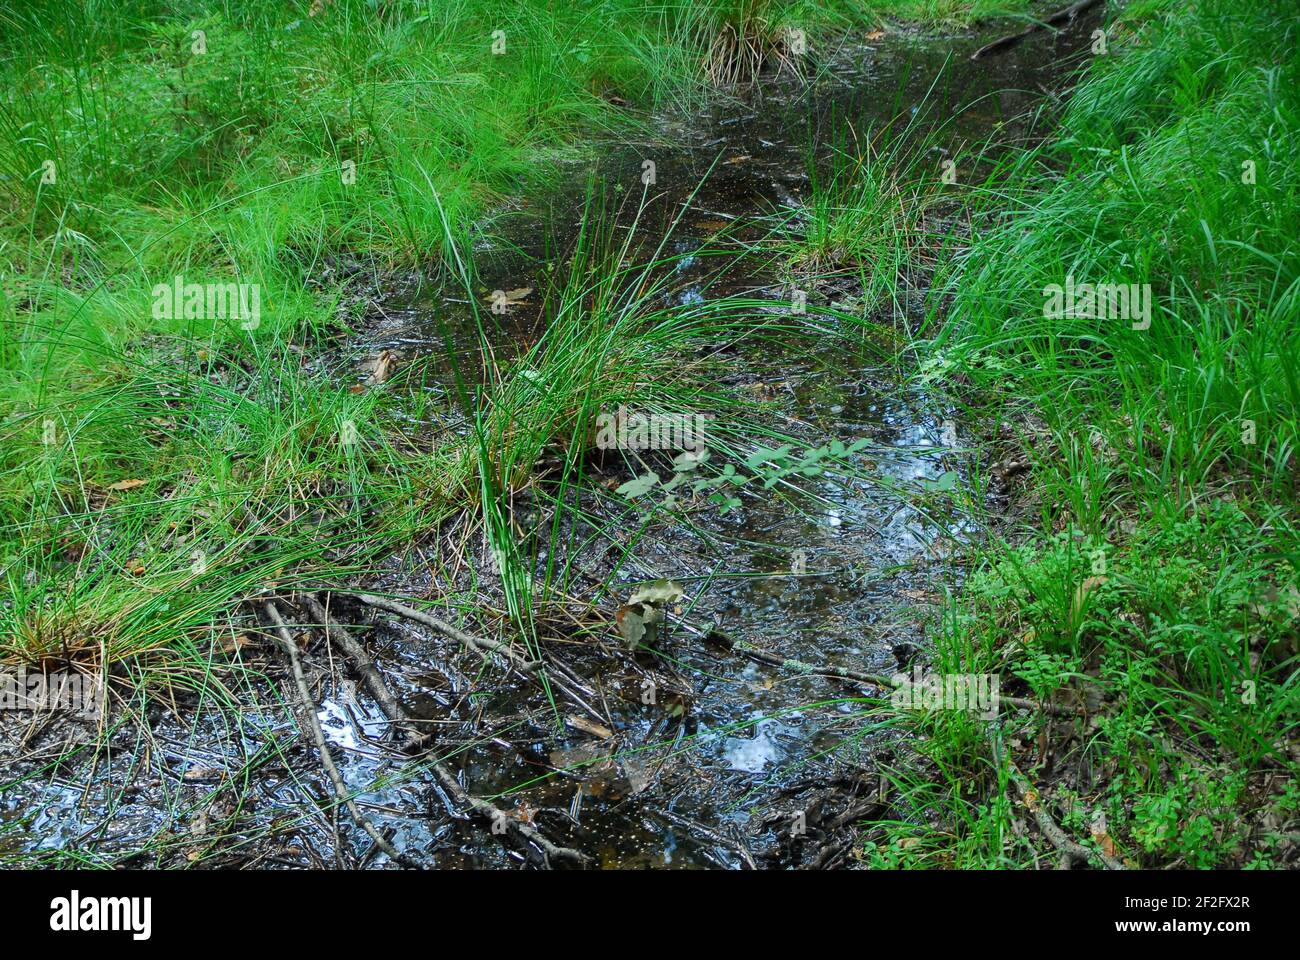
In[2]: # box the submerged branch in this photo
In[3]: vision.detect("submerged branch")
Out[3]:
[262,600,421,869]
[303,594,589,868]
[970,0,1104,60]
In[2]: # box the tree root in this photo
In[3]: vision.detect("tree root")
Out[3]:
[1007,761,1125,870]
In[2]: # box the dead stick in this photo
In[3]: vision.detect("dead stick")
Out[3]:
[426,763,588,867]
[302,594,433,753]
[647,805,758,869]
[303,596,588,867]
[1007,760,1125,870]
[346,591,607,724]
[351,592,542,672]
[686,622,1082,717]
[970,0,1104,60]
[263,601,420,869]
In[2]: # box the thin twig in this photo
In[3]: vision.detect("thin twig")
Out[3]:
[305,595,588,867]
[344,590,608,724]
[262,601,420,869]
[351,592,543,672]
[647,805,758,869]
[302,594,433,753]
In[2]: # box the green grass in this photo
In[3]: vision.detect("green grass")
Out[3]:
[855,0,1300,868]
[0,0,923,682]
[768,100,953,321]
[8,0,1290,871]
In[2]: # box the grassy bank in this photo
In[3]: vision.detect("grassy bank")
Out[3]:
[7,0,1292,872]
[865,0,1300,867]
[0,0,927,677]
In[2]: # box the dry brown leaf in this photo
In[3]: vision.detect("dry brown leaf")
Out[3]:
[108,479,147,492]
[901,588,943,603]
[183,766,223,782]
[487,286,532,306]
[1071,575,1108,620]
[360,349,399,386]
[565,715,614,740]
[220,634,254,655]
[1093,827,1118,858]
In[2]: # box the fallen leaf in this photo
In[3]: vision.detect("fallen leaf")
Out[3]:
[108,479,147,492]
[220,634,254,655]
[359,349,400,385]
[484,286,533,312]
[565,715,614,740]
[900,588,943,603]
[628,579,684,607]
[183,766,223,782]
[615,604,647,649]
[1092,826,1118,858]
[1020,784,1040,812]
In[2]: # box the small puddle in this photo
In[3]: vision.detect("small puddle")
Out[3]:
[1,15,1098,867]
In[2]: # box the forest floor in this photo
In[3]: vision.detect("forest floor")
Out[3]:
[1,0,1296,868]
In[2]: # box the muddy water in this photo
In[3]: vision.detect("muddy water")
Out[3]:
[0,16,1096,867]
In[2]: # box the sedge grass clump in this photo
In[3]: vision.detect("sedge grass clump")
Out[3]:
[788,138,928,271]
[774,115,942,318]
[698,0,800,85]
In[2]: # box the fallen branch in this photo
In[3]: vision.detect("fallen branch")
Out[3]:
[351,592,542,673]
[970,0,1104,60]
[346,590,608,725]
[646,805,758,869]
[1007,760,1125,870]
[427,762,588,867]
[262,600,420,869]
[302,594,433,753]
[304,594,588,867]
